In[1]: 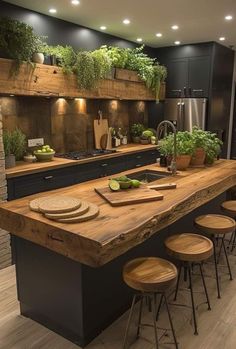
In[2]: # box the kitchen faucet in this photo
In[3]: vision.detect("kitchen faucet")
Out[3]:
[156,120,177,175]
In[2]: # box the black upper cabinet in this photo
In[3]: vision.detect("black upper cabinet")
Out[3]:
[166,56,211,98]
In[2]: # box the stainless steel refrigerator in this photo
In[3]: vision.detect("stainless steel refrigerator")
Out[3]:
[163,98,207,131]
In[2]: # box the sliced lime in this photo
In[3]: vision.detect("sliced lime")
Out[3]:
[109,179,120,191]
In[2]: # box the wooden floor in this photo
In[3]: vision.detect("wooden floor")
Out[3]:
[1,248,236,349]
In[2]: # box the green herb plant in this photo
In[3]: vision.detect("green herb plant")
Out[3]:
[159,131,194,156]
[3,128,26,160]
[130,123,146,137]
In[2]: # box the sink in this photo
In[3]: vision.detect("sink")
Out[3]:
[127,169,172,183]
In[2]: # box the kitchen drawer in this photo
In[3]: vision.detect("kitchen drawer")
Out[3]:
[7,167,76,200]
[126,150,159,170]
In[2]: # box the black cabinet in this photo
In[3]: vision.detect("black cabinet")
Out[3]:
[7,149,159,200]
[166,56,211,98]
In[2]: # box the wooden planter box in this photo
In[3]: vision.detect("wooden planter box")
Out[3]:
[0,59,165,101]
[115,68,142,83]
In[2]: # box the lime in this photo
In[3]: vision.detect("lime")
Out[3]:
[131,179,141,188]
[115,175,128,182]
[109,179,120,191]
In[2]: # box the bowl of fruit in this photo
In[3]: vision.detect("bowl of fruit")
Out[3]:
[34,145,55,162]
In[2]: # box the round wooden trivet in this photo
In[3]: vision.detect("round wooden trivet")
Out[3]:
[38,196,81,214]
[44,201,89,220]
[57,203,99,223]
[29,196,53,212]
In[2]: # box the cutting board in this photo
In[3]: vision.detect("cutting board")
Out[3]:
[94,111,109,149]
[95,185,163,206]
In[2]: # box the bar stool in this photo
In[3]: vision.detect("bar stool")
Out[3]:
[123,257,179,349]
[221,201,236,250]
[165,233,213,335]
[195,214,235,298]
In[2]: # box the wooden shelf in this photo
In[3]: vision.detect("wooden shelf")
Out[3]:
[0,58,165,101]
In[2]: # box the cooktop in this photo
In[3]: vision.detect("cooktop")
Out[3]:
[54,149,116,160]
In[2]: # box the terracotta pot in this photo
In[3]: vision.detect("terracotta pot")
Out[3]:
[190,147,206,166]
[176,155,191,170]
[32,52,45,64]
[5,154,16,169]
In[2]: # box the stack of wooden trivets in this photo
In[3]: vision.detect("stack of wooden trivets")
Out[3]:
[29,196,99,223]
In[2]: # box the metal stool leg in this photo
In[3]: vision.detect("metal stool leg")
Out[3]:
[136,296,143,339]
[150,293,159,349]
[188,264,198,335]
[231,231,236,252]
[174,265,182,301]
[123,294,137,349]
[164,294,179,349]
[222,236,233,280]
[199,263,211,310]
[156,294,164,321]
[212,236,221,299]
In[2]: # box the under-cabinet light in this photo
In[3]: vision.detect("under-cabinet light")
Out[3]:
[123,19,130,25]
[49,8,57,14]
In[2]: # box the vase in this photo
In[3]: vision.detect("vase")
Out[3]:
[32,52,45,64]
[190,148,206,166]
[176,155,191,170]
[5,154,16,169]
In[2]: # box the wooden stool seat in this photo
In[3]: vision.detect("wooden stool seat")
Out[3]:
[221,201,236,217]
[165,233,213,262]
[123,257,177,293]
[195,214,235,235]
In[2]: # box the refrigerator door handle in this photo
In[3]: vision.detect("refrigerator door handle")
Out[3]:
[177,102,182,130]
[181,102,185,130]
[202,100,207,130]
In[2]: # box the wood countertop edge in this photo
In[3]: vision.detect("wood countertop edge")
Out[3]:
[1,162,236,267]
[5,144,157,178]
[96,171,236,266]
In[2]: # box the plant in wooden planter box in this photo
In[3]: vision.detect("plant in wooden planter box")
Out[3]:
[44,45,77,73]
[0,17,47,73]
[130,123,145,143]
[91,49,112,79]
[3,128,26,168]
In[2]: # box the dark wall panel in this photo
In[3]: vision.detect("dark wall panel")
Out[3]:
[0,1,156,56]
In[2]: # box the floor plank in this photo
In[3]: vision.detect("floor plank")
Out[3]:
[0,249,236,348]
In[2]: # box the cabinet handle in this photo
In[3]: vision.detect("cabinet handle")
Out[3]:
[135,164,142,167]
[44,176,53,180]
[136,155,142,159]
[183,87,187,96]
[171,89,181,92]
[101,163,108,167]
[193,89,203,92]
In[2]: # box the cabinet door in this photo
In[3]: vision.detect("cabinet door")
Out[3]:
[188,56,211,97]
[166,59,188,98]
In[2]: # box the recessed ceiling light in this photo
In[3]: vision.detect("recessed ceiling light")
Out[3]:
[174,41,181,45]
[123,19,130,25]
[100,26,107,30]
[156,33,162,37]
[136,38,143,42]
[49,8,57,13]
[171,25,179,30]
[219,37,225,41]
[71,0,80,4]
[225,15,233,20]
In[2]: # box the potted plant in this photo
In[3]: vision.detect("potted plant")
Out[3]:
[130,123,145,143]
[204,132,223,165]
[0,17,47,73]
[44,45,77,73]
[190,127,208,166]
[3,128,26,168]
[159,131,194,170]
[31,36,48,64]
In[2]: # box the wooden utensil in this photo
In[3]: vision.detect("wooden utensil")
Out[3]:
[95,185,163,206]
[94,110,109,149]
[57,203,99,223]
[148,183,177,190]
[106,127,113,150]
[100,134,108,150]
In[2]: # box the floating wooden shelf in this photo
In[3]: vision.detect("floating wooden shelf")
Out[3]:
[0,58,165,101]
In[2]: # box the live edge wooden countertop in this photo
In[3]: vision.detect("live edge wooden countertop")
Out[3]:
[1,160,236,267]
[5,144,157,178]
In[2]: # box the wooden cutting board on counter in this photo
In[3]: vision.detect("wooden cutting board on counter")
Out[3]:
[95,185,164,206]
[94,110,109,149]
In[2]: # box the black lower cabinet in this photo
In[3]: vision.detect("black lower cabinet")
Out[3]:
[7,149,159,200]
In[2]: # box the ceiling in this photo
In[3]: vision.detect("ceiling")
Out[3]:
[4,0,236,48]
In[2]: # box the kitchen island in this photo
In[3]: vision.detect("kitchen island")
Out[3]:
[0,160,236,346]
